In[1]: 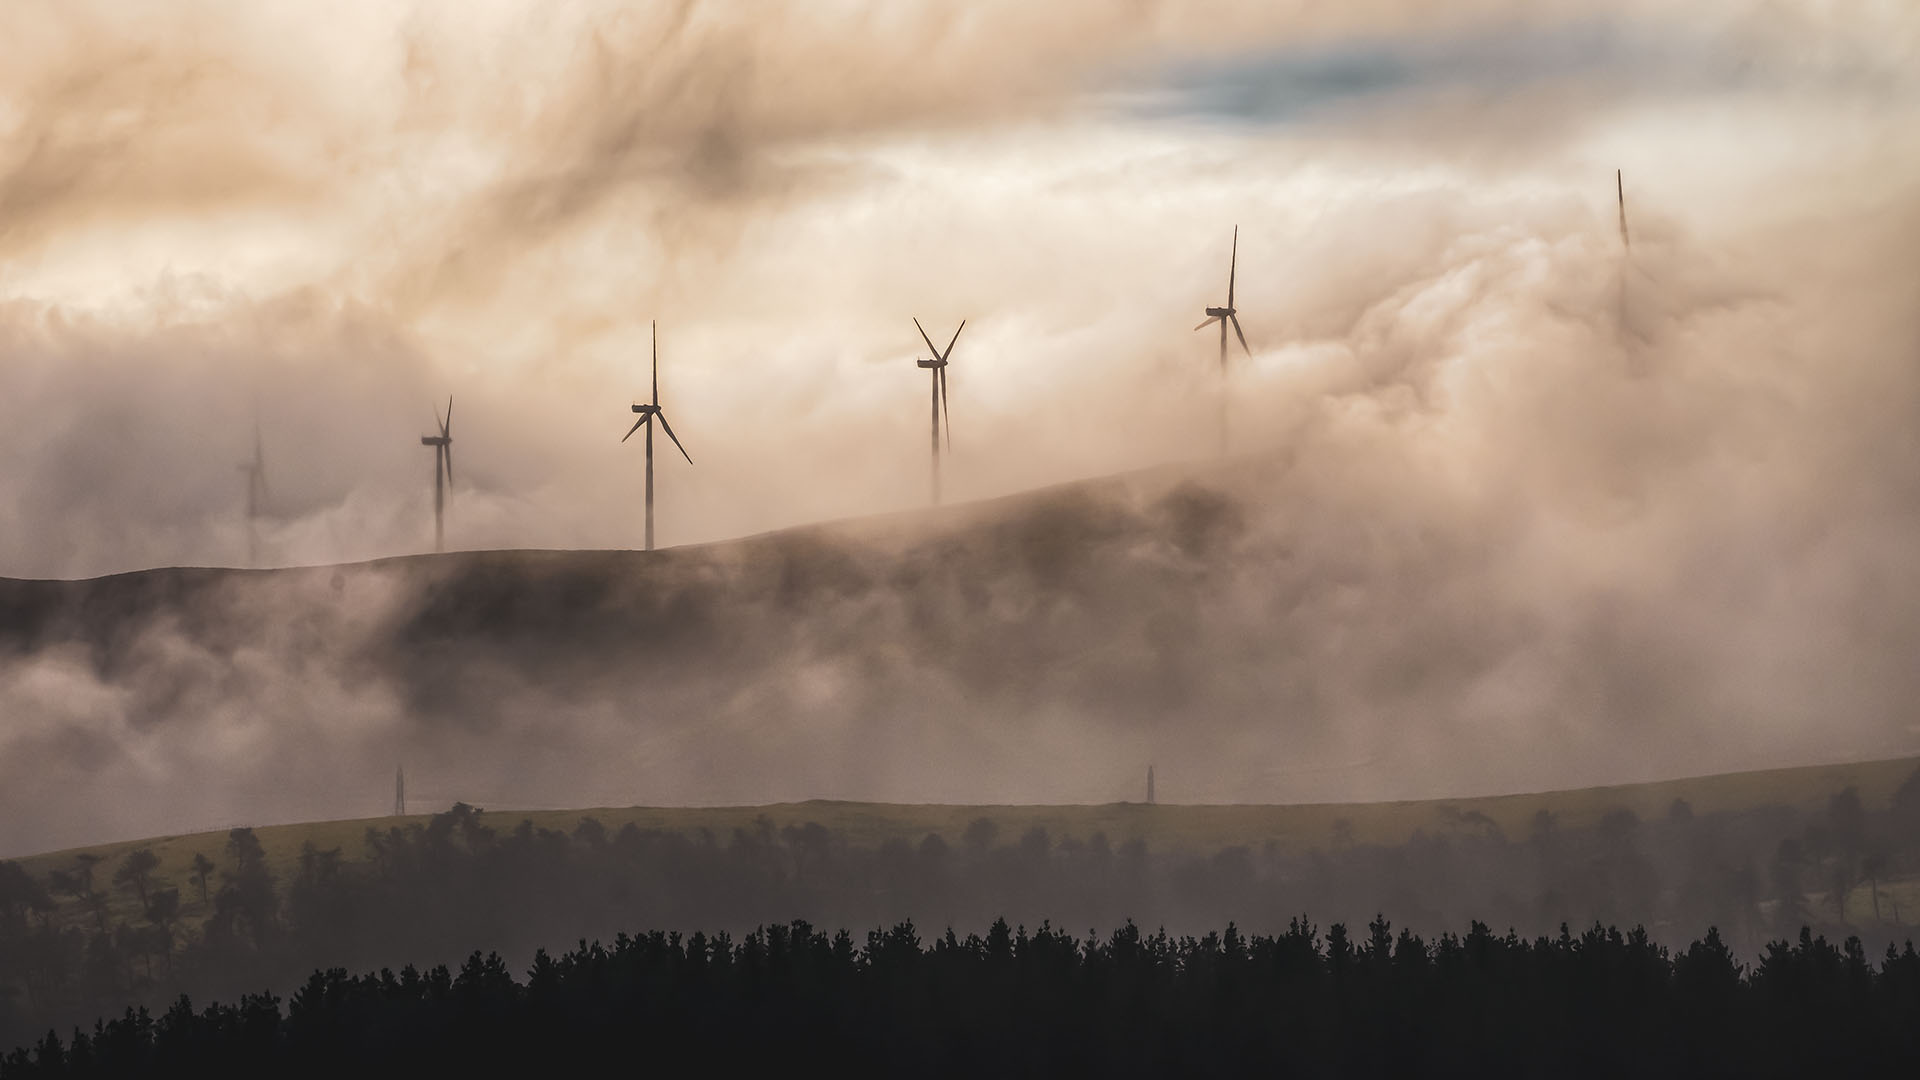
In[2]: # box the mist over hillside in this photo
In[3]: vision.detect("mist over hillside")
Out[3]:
[3,2,1918,860]
[5,438,1920,857]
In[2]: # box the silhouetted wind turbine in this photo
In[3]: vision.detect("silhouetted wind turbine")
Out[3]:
[1615,170,1635,334]
[420,397,453,553]
[235,422,268,566]
[912,317,962,505]
[622,320,692,551]
[1617,169,1631,251]
[1193,226,1251,453]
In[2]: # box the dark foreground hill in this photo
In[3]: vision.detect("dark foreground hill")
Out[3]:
[7,758,1920,1056]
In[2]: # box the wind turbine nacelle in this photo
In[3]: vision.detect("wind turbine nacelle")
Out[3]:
[1205,306,1234,318]
[632,403,659,414]
[916,358,945,369]
[420,436,449,446]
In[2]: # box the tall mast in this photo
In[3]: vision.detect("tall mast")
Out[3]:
[646,321,656,552]
[930,369,941,505]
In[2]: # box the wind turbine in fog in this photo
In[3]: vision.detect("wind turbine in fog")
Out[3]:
[1193,226,1252,454]
[622,320,692,551]
[1615,170,1635,333]
[236,422,268,566]
[912,317,962,505]
[420,397,454,553]
[1617,169,1631,251]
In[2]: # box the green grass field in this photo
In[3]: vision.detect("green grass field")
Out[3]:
[18,753,1919,936]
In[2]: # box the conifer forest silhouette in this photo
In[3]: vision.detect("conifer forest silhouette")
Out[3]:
[5,773,1920,1071]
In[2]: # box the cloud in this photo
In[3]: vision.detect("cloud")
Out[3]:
[1138,14,1907,128]
[2,1,1919,852]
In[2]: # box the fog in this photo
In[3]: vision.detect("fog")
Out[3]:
[3,1,1920,855]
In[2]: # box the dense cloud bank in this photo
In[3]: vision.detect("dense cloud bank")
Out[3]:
[3,438,1920,855]
[2,2,1919,848]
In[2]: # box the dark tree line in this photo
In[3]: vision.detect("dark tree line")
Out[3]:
[6,916,1920,1077]
[4,769,1919,1054]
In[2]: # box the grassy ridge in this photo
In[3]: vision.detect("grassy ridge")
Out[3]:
[18,753,1920,935]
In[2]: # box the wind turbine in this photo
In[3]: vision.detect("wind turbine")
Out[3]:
[912,317,962,505]
[1193,226,1252,453]
[1617,169,1631,251]
[235,422,268,566]
[621,320,692,551]
[1615,170,1634,334]
[419,397,453,553]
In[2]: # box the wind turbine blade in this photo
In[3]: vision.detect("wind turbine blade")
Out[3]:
[1193,315,1221,332]
[443,396,453,439]
[651,320,659,407]
[622,415,651,443]
[938,366,951,451]
[1228,225,1238,308]
[942,319,965,361]
[1616,169,1630,250]
[656,412,693,464]
[443,445,454,488]
[913,317,941,360]
[1231,314,1251,358]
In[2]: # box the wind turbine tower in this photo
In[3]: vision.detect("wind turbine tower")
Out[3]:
[235,423,268,566]
[419,398,454,553]
[912,318,963,504]
[1615,170,1633,331]
[1147,764,1156,805]
[394,764,406,817]
[622,321,693,551]
[1617,169,1631,251]
[1193,226,1253,454]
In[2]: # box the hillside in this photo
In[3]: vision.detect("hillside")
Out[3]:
[17,751,1919,937]
[5,452,1918,858]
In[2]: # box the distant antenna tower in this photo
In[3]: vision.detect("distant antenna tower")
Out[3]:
[1147,764,1156,805]
[394,764,406,816]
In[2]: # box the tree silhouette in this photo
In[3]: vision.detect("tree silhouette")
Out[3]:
[188,854,215,908]
[7,787,1920,1059]
[1890,767,1920,838]
[111,850,160,910]
[48,856,108,933]
[141,890,179,978]
[206,829,278,950]
[12,914,1919,1078]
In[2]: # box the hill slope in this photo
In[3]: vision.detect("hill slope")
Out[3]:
[3,454,1917,856]
[17,751,1919,936]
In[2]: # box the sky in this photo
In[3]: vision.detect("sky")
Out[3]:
[3,1,1920,851]
[0,0,1909,577]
